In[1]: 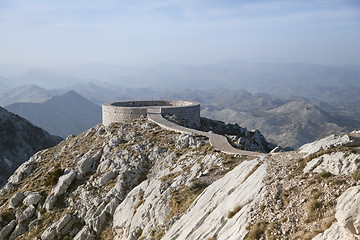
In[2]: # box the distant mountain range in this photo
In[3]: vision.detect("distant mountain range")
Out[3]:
[2,84,359,148]
[0,61,359,93]
[0,84,51,106]
[0,106,61,187]
[5,90,102,138]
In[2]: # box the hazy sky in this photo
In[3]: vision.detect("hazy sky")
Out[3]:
[1,0,360,66]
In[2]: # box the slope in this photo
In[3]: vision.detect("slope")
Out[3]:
[0,118,359,240]
[0,106,61,187]
[0,84,51,106]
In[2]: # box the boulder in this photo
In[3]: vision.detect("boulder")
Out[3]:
[18,205,36,221]
[0,220,17,239]
[8,192,25,209]
[77,150,102,175]
[51,169,77,196]
[41,213,74,240]
[9,223,26,240]
[44,194,57,211]
[23,192,42,206]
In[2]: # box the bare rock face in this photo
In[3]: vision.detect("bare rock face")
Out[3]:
[336,186,360,235]
[304,151,360,175]
[299,133,353,155]
[313,186,360,240]
[163,158,267,240]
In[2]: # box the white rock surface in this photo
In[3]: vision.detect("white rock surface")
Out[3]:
[304,151,360,175]
[77,150,102,175]
[41,213,74,240]
[313,186,360,240]
[23,192,42,206]
[313,222,359,240]
[51,169,77,196]
[299,134,353,155]
[162,158,267,240]
[336,186,360,235]
[73,225,95,240]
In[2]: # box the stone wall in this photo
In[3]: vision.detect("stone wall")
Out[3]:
[102,100,200,126]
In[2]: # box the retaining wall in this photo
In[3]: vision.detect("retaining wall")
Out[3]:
[102,100,200,126]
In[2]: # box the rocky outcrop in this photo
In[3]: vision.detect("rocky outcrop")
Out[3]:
[299,133,354,155]
[0,118,359,240]
[313,186,360,240]
[304,151,359,175]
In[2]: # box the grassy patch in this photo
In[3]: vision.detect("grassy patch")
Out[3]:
[319,171,332,178]
[150,227,165,240]
[245,221,276,240]
[227,205,243,218]
[242,163,261,184]
[44,165,64,187]
[352,169,360,181]
[133,190,145,215]
[166,180,208,222]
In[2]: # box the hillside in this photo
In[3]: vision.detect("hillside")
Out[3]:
[202,100,356,148]
[0,117,359,239]
[5,91,102,138]
[0,106,61,187]
[0,84,51,107]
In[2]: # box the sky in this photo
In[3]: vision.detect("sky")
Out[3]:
[0,0,360,66]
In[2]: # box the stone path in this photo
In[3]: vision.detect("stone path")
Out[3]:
[147,107,265,157]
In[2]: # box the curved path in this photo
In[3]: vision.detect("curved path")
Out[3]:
[147,107,264,157]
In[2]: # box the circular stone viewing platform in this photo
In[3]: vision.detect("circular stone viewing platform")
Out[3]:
[102,100,200,126]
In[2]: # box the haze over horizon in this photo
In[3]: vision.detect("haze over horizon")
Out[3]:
[1,0,360,67]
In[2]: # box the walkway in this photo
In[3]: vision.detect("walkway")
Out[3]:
[147,107,264,157]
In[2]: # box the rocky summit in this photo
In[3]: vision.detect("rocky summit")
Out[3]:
[0,117,359,240]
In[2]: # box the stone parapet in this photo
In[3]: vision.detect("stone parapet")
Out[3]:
[102,100,200,126]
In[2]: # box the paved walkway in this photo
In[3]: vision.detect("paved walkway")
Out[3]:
[147,107,264,157]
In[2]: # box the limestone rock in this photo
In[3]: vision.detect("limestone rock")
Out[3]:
[41,213,74,240]
[9,223,26,240]
[177,133,197,149]
[77,150,102,175]
[304,151,359,175]
[56,213,74,235]
[8,192,25,209]
[162,159,267,239]
[73,226,95,240]
[23,192,42,206]
[44,194,57,211]
[313,222,359,240]
[299,134,353,155]
[18,205,36,221]
[99,170,117,186]
[336,186,360,235]
[0,220,17,240]
[51,169,76,196]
